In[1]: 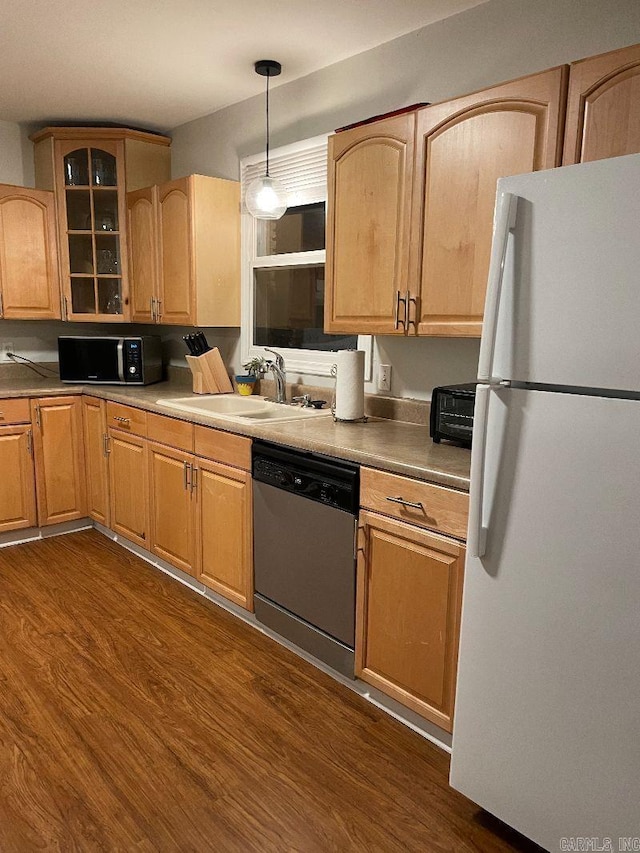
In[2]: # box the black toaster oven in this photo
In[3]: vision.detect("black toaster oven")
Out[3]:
[430,383,477,448]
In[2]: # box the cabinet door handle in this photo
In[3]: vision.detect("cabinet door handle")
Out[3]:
[156,299,162,321]
[61,294,68,321]
[34,404,41,429]
[393,290,407,330]
[183,460,190,491]
[406,291,418,330]
[386,495,424,511]
[0,292,3,317]
[190,465,198,495]
[112,416,130,425]
[26,429,33,456]
[150,296,156,321]
[103,433,110,457]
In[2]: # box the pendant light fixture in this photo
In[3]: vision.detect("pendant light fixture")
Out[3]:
[245,59,288,220]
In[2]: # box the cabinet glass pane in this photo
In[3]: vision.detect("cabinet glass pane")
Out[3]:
[97,279,123,315]
[68,235,94,274]
[257,202,325,256]
[71,278,96,313]
[254,265,357,350]
[91,149,117,187]
[64,149,89,186]
[95,234,120,274]
[66,190,92,230]
[93,190,118,231]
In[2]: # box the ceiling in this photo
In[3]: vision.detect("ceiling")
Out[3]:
[1,0,486,132]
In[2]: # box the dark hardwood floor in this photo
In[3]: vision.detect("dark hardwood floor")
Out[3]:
[0,530,539,852]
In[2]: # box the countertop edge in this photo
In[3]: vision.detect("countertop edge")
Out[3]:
[0,381,471,492]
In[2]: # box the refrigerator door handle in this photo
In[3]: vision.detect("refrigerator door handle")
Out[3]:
[478,191,518,382]
[467,384,490,558]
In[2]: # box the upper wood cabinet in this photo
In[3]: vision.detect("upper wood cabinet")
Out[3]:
[563,42,640,165]
[412,66,567,336]
[127,175,241,326]
[31,396,87,526]
[325,113,415,335]
[0,185,60,320]
[325,67,567,337]
[31,126,171,323]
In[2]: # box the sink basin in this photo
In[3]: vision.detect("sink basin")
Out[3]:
[156,395,331,424]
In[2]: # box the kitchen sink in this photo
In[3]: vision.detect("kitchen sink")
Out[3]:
[156,395,331,424]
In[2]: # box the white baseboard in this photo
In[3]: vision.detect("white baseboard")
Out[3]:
[0,518,92,549]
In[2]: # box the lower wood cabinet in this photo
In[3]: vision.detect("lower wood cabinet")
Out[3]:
[82,396,110,527]
[0,424,37,532]
[195,457,253,609]
[149,441,196,576]
[108,428,149,547]
[31,396,86,526]
[148,442,254,609]
[356,510,465,732]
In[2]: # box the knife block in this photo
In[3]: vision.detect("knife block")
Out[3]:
[185,348,234,394]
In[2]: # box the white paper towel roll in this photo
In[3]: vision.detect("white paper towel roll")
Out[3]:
[333,350,365,421]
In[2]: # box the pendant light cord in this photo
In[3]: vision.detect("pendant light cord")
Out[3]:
[265,71,271,177]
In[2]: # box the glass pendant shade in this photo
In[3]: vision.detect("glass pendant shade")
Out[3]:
[245,174,287,220]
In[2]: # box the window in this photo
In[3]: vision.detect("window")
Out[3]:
[241,135,371,377]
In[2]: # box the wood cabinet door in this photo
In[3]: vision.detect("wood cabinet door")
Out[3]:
[324,113,416,335]
[108,429,148,547]
[195,457,253,610]
[563,42,640,165]
[31,396,87,526]
[82,396,109,527]
[0,425,37,533]
[0,185,60,319]
[148,442,196,576]
[127,185,158,323]
[356,511,465,732]
[412,66,567,337]
[54,137,130,323]
[157,177,195,325]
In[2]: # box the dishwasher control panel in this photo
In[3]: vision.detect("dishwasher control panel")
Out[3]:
[252,442,359,514]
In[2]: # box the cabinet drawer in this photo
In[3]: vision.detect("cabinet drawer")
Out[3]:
[106,401,147,436]
[0,397,31,424]
[147,413,194,453]
[194,425,251,471]
[360,467,468,540]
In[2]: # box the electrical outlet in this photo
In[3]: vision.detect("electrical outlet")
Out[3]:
[378,363,391,392]
[0,342,14,362]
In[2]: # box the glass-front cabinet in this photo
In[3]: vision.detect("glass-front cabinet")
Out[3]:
[31,127,172,323]
[58,140,127,320]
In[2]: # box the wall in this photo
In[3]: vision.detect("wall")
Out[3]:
[170,0,640,399]
[0,320,240,373]
[0,119,27,185]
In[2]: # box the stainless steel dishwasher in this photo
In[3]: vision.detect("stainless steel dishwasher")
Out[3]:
[252,440,359,678]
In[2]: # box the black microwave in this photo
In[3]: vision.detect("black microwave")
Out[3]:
[430,383,477,448]
[58,336,163,385]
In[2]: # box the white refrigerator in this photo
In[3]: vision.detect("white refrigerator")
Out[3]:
[449,153,640,850]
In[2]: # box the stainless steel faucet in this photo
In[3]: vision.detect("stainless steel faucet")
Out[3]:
[264,348,287,403]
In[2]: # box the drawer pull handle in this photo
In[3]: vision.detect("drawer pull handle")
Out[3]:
[386,496,424,511]
[113,416,130,424]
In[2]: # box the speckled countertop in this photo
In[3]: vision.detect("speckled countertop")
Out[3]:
[0,366,471,491]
